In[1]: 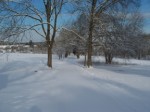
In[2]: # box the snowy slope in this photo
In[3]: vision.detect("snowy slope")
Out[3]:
[0,53,150,112]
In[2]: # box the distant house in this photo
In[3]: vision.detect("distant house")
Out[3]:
[0,41,47,53]
[0,45,7,53]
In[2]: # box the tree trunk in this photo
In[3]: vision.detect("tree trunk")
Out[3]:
[138,50,141,60]
[47,47,52,68]
[87,0,97,67]
[65,51,68,58]
[105,51,113,64]
[87,41,92,67]
[105,52,108,64]
[84,53,87,66]
[77,52,80,59]
[108,53,113,64]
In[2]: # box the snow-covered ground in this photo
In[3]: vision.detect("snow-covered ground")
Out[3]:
[0,53,150,112]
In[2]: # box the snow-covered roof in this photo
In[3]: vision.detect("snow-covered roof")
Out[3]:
[0,45,8,49]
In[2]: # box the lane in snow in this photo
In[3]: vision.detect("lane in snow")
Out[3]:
[0,53,150,112]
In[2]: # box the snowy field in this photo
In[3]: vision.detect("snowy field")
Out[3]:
[0,53,150,112]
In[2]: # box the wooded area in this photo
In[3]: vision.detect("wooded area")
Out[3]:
[0,0,150,67]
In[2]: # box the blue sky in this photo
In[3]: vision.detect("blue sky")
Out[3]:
[59,0,150,34]
[29,0,150,34]
[20,0,150,42]
[141,0,150,33]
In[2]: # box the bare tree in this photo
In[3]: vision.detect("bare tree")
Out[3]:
[72,0,141,67]
[57,0,141,66]
[0,0,65,67]
[94,6,144,63]
[60,14,89,65]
